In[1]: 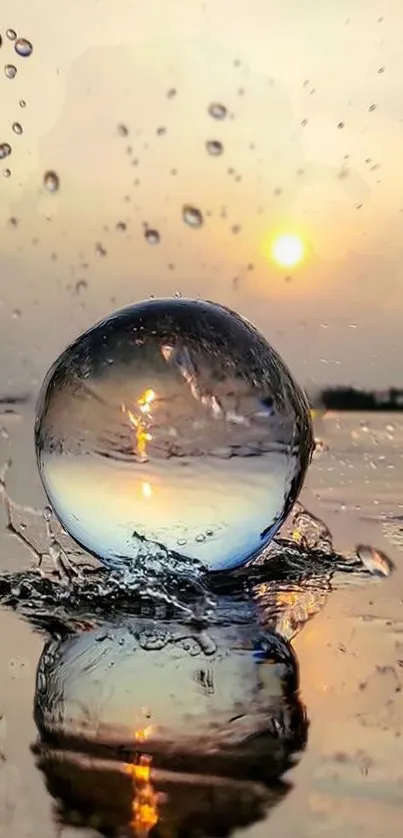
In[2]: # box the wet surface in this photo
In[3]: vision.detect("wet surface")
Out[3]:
[0,407,402,838]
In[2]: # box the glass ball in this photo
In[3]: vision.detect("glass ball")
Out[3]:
[35,298,313,572]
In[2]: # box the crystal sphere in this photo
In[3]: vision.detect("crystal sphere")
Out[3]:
[35,298,313,572]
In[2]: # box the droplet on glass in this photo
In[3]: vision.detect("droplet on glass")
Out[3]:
[117,123,129,137]
[337,121,345,129]
[206,140,223,156]
[368,103,377,112]
[116,221,127,232]
[166,87,177,99]
[14,38,33,57]
[43,171,59,192]
[0,143,12,159]
[2,168,11,178]
[4,64,17,79]
[6,29,17,41]
[208,102,227,120]
[182,205,204,228]
[19,99,26,108]
[156,126,166,136]
[144,228,160,245]
[378,66,385,74]
[12,122,23,135]
[35,297,313,573]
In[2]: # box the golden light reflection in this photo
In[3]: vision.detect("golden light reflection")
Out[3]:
[126,726,159,837]
[270,234,305,268]
[122,388,156,461]
[141,481,153,499]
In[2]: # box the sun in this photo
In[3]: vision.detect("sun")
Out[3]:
[271,234,305,268]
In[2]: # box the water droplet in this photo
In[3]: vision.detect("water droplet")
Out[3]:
[43,171,59,192]
[14,38,33,57]
[117,123,129,137]
[208,102,227,120]
[2,168,11,178]
[368,103,377,112]
[43,506,53,522]
[6,29,17,41]
[12,122,22,135]
[144,228,160,245]
[95,242,107,257]
[12,308,21,319]
[337,121,345,129]
[75,279,87,295]
[166,87,177,98]
[35,298,313,573]
[182,205,204,228]
[156,126,166,136]
[206,140,223,156]
[378,66,385,74]
[19,99,26,108]
[4,64,17,79]
[115,221,127,232]
[0,143,12,159]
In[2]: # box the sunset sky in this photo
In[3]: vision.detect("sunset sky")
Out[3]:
[0,0,402,396]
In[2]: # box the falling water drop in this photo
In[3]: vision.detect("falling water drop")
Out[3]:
[4,64,17,79]
[14,38,33,57]
[43,171,59,193]
[206,140,223,156]
[182,205,204,229]
[208,102,227,120]
[0,143,12,160]
[144,228,160,245]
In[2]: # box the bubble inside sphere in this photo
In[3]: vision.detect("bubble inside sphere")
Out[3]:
[35,298,313,572]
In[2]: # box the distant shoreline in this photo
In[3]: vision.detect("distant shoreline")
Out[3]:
[316,387,403,412]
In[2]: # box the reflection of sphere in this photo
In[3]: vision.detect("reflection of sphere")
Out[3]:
[35,298,313,572]
[33,614,307,837]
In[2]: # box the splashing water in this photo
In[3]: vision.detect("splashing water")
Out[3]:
[34,298,313,575]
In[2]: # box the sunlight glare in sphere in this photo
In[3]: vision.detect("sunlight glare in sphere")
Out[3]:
[271,234,305,268]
